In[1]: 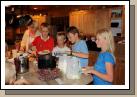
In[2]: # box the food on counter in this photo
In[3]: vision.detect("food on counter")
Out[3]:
[38,68,60,81]
[28,57,35,62]
[27,52,36,62]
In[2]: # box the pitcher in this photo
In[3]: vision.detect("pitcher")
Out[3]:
[66,56,81,79]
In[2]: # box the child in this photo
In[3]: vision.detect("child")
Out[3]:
[52,32,70,57]
[66,26,89,68]
[31,23,54,53]
[83,28,115,85]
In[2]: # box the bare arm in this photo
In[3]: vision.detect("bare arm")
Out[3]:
[72,52,89,58]
[83,62,114,82]
[66,51,88,58]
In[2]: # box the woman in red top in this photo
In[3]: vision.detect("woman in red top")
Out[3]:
[32,23,54,53]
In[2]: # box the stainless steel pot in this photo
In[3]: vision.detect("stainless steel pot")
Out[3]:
[14,54,29,74]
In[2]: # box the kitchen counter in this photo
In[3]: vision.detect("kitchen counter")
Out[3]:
[7,60,93,85]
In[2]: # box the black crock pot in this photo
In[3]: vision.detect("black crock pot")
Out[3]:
[38,53,56,69]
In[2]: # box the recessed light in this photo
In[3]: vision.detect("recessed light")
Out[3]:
[11,7,14,11]
[17,15,21,18]
[34,7,38,10]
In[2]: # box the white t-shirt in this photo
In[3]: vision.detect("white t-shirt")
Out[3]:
[52,46,70,57]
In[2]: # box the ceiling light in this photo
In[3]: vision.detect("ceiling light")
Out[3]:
[17,15,21,18]
[34,8,38,10]
[11,7,14,11]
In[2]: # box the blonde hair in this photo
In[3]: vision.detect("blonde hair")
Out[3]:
[97,28,115,55]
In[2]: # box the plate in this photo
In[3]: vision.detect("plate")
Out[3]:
[38,50,49,55]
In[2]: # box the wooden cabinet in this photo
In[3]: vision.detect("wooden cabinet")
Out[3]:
[69,10,96,36]
[69,9,111,37]
[95,9,111,34]
[113,44,125,85]
[113,58,125,85]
